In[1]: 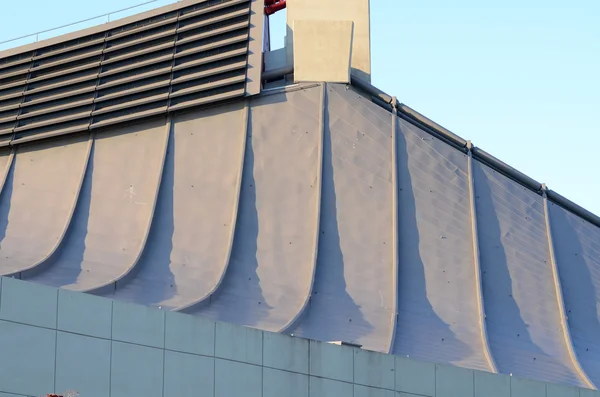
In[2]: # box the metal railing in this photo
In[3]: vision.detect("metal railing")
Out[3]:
[0,0,180,47]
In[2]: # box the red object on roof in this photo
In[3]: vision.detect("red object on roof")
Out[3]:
[265,0,286,15]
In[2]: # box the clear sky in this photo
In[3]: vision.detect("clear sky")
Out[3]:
[1,0,599,214]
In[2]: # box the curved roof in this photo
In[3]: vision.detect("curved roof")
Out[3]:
[0,82,599,389]
[2,0,600,390]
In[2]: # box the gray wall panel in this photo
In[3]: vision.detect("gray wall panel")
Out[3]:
[164,350,214,397]
[263,368,309,397]
[29,118,168,291]
[110,341,164,397]
[395,356,435,397]
[165,310,215,356]
[549,201,600,386]
[55,332,111,397]
[309,377,353,397]
[0,320,56,397]
[290,83,394,352]
[0,134,90,276]
[510,377,546,397]
[215,359,262,397]
[309,339,354,383]
[112,300,165,348]
[109,103,246,309]
[57,288,112,339]
[2,277,600,397]
[474,160,584,386]
[0,276,57,328]
[214,320,263,365]
[353,385,395,397]
[435,364,474,397]
[474,370,510,397]
[393,119,489,371]
[547,383,579,397]
[263,331,309,374]
[353,348,395,390]
[194,86,321,331]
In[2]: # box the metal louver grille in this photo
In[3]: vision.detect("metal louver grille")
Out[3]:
[0,0,254,145]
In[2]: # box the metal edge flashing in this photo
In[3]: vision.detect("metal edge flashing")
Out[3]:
[541,185,596,389]
[176,99,250,313]
[466,141,498,373]
[387,97,399,354]
[278,82,325,334]
[16,132,94,279]
[547,189,600,228]
[85,115,172,296]
[341,75,600,231]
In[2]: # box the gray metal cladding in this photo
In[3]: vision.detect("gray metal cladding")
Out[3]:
[0,134,90,276]
[106,102,247,309]
[26,118,169,291]
[473,160,586,386]
[190,85,321,332]
[289,84,395,352]
[3,75,600,390]
[0,0,254,146]
[549,201,600,386]
[392,118,491,372]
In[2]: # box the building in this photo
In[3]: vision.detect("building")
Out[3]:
[0,0,599,396]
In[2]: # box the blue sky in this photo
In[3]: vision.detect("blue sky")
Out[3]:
[1,0,599,214]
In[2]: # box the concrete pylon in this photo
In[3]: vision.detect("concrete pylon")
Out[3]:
[286,0,371,82]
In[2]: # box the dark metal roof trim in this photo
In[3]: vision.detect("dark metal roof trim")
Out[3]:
[344,74,600,230]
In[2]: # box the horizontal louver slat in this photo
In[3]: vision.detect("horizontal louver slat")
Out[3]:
[0,0,252,146]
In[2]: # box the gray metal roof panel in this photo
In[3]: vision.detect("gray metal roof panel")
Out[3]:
[0,63,599,391]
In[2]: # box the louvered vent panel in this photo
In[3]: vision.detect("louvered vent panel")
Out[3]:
[0,0,255,145]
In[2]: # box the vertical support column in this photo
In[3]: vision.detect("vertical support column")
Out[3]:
[387,97,399,354]
[176,99,250,312]
[466,141,498,373]
[279,82,325,333]
[245,0,265,96]
[542,184,595,389]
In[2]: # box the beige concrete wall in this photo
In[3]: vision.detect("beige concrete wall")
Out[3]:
[286,0,371,82]
[293,20,353,83]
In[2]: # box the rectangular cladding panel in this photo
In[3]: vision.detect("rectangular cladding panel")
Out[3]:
[0,0,259,146]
